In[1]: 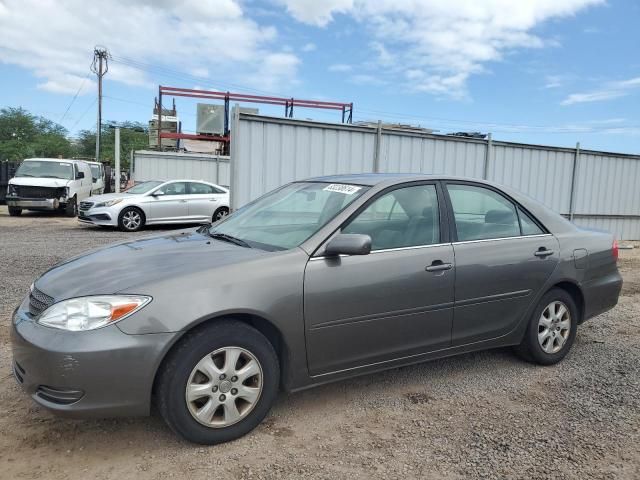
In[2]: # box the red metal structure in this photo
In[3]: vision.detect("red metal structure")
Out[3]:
[156,85,353,149]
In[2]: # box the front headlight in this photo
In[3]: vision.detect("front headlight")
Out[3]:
[37,295,151,331]
[95,199,123,208]
[7,184,17,196]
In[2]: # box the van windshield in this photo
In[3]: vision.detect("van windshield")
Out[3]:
[15,161,74,180]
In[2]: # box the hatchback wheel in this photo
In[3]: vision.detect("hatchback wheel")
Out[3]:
[213,207,229,222]
[515,288,578,365]
[156,320,279,444]
[118,207,144,232]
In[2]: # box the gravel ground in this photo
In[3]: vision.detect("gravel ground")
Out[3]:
[0,205,638,480]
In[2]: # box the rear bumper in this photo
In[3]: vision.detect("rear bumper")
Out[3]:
[6,197,62,210]
[582,270,623,321]
[10,302,178,418]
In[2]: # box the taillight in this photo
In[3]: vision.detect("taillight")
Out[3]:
[612,239,619,262]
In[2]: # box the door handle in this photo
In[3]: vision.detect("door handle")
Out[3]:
[425,261,453,272]
[534,248,554,258]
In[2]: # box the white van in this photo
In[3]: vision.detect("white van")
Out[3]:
[86,161,106,195]
[6,158,93,217]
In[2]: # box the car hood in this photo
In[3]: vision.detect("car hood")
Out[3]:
[35,229,268,300]
[85,192,134,203]
[9,177,71,188]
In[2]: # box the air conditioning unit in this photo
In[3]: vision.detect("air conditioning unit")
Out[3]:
[197,104,225,135]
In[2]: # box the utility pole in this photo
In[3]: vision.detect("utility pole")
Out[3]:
[114,127,121,193]
[91,46,109,162]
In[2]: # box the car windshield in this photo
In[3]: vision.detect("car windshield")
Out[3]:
[125,181,163,194]
[15,160,73,180]
[209,182,369,251]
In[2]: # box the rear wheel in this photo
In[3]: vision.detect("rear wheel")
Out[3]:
[515,288,578,365]
[212,207,229,222]
[8,206,22,216]
[156,320,279,444]
[118,207,145,232]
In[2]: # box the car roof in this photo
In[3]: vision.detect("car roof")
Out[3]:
[303,173,489,187]
[23,157,90,164]
[143,179,228,188]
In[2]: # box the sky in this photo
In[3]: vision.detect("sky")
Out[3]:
[0,0,638,154]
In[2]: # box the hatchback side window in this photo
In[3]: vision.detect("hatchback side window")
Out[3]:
[156,182,187,195]
[518,206,545,235]
[188,182,215,194]
[447,184,520,241]
[342,185,440,251]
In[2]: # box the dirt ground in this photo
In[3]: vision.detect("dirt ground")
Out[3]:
[0,206,638,480]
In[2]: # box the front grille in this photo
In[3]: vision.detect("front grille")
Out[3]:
[36,385,84,405]
[15,186,65,199]
[79,201,93,210]
[29,287,54,317]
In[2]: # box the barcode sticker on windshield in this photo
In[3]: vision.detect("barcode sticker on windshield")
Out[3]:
[323,184,362,195]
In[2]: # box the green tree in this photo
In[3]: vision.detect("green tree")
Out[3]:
[74,121,149,168]
[0,107,74,160]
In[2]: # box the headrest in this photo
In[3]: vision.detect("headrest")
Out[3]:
[485,209,515,224]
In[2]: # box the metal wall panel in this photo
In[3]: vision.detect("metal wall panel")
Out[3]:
[379,133,485,177]
[231,116,376,208]
[574,153,640,216]
[488,145,574,213]
[133,151,230,186]
[230,114,640,239]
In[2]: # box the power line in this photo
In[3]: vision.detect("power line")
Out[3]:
[59,73,91,124]
[69,97,98,132]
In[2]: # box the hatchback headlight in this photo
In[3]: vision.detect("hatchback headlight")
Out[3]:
[95,199,123,208]
[37,295,151,331]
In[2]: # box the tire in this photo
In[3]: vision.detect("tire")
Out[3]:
[8,206,22,216]
[156,320,280,445]
[515,288,578,365]
[212,207,229,223]
[65,196,77,217]
[118,207,145,232]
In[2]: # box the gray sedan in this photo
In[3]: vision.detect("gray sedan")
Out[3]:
[11,174,622,444]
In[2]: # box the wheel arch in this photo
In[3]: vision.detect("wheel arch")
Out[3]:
[549,280,585,323]
[151,312,291,404]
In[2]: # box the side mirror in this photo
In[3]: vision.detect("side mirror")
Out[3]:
[325,234,372,256]
[76,171,85,179]
[152,190,165,196]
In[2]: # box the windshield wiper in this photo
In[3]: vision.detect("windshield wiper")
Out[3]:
[208,232,252,248]
[16,174,34,177]
[40,175,65,179]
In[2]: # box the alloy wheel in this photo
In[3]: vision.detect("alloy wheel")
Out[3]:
[185,347,263,428]
[215,209,229,221]
[538,300,571,354]
[122,210,141,230]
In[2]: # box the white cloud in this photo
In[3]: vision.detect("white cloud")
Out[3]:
[561,77,640,105]
[0,0,299,101]
[278,0,604,98]
[301,42,317,52]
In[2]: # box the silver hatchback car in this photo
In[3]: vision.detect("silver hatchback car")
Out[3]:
[11,174,622,444]
[78,179,230,231]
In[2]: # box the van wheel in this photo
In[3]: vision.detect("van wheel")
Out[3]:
[514,288,578,365]
[156,320,279,445]
[65,196,77,217]
[8,206,22,216]
[213,207,229,222]
[118,207,145,232]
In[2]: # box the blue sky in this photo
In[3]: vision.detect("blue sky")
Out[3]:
[0,0,638,153]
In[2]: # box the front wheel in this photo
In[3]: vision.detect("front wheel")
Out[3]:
[118,207,145,232]
[156,320,279,444]
[65,196,77,217]
[8,206,22,216]
[515,288,578,365]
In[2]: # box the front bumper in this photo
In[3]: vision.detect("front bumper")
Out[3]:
[6,197,62,210]
[10,300,178,418]
[77,207,118,226]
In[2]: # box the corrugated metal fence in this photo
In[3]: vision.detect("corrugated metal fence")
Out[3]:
[134,150,230,187]
[231,113,640,240]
